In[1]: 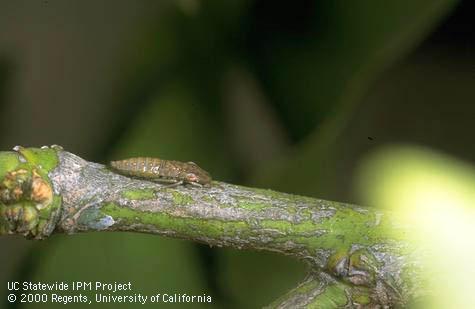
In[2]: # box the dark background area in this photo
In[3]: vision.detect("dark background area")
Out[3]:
[0,0,473,308]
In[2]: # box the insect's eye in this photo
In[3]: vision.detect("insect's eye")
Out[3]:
[186,173,198,182]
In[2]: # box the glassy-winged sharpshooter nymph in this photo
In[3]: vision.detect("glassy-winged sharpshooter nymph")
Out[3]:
[110,157,212,186]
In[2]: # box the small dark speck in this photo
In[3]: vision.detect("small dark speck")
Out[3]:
[367,137,374,141]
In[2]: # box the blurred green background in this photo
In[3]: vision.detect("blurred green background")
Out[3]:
[1,0,474,308]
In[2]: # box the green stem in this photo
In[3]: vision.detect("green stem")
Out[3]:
[0,147,425,307]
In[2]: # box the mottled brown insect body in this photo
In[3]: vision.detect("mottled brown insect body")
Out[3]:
[110,157,212,186]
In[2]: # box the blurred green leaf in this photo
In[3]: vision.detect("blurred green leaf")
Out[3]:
[251,0,458,196]
[26,233,212,309]
[354,145,475,308]
[217,249,305,308]
[247,0,457,139]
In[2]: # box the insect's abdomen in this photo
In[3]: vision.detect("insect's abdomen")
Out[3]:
[110,157,164,179]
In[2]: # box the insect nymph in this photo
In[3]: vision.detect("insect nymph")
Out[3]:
[110,157,212,186]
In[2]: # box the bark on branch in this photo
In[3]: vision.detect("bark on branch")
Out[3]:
[0,146,425,308]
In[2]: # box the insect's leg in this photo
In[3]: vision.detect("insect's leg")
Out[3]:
[159,180,184,189]
[149,178,182,188]
[150,178,178,184]
[187,182,203,188]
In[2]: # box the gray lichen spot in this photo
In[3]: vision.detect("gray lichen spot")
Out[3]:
[76,207,115,231]
[98,215,115,229]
